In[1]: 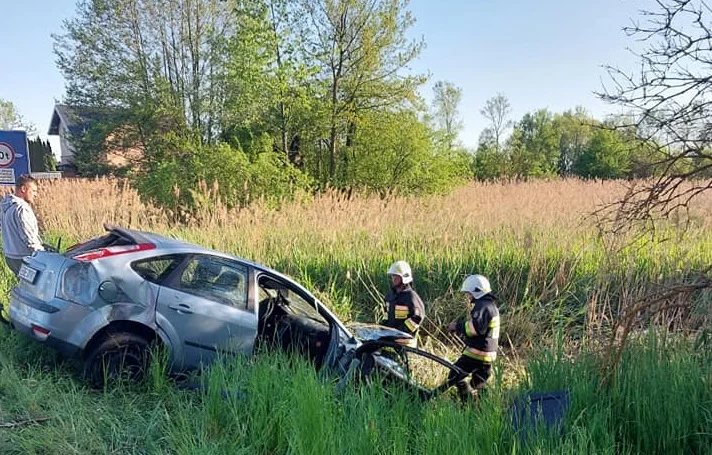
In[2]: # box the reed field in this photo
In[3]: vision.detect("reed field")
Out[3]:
[0,178,709,454]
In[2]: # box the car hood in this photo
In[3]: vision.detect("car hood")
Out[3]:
[347,323,412,342]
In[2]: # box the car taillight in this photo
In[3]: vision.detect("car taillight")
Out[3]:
[74,243,156,261]
[32,324,51,341]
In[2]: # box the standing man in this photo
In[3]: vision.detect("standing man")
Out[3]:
[446,274,500,402]
[1,175,44,275]
[382,260,425,348]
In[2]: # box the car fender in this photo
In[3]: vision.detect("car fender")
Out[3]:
[68,302,157,351]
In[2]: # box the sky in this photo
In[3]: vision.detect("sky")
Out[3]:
[0,0,646,157]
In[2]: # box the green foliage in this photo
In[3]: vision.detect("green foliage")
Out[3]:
[0,98,35,134]
[54,0,471,200]
[346,110,469,194]
[574,129,631,179]
[27,137,57,172]
[67,119,117,177]
[508,109,560,178]
[431,80,464,151]
[472,104,662,182]
[473,141,504,180]
[134,134,311,212]
[553,107,594,176]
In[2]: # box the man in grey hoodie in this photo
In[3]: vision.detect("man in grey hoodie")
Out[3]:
[1,174,44,275]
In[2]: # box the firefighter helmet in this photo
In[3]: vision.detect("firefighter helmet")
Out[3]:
[387,261,413,285]
[460,274,491,299]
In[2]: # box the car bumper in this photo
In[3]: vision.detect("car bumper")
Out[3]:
[8,290,85,358]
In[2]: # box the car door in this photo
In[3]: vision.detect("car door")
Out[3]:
[156,254,257,369]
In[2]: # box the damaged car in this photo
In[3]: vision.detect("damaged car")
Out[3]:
[8,225,464,395]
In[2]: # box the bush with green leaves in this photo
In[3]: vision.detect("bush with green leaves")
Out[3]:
[347,110,470,195]
[133,134,312,213]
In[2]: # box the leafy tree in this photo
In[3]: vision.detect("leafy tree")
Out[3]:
[135,134,311,212]
[473,140,504,180]
[574,129,630,179]
[223,0,316,167]
[431,80,463,151]
[27,137,57,172]
[347,109,468,194]
[303,0,425,185]
[0,98,36,134]
[553,107,595,176]
[507,109,558,178]
[480,93,512,153]
[54,0,232,143]
[55,0,468,204]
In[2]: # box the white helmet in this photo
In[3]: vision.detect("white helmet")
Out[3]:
[460,274,492,300]
[388,261,413,285]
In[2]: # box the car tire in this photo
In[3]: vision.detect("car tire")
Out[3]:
[83,332,151,389]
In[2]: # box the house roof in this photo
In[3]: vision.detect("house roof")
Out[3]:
[48,104,111,136]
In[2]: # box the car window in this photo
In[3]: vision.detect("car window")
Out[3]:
[258,275,325,324]
[177,256,248,308]
[131,255,184,284]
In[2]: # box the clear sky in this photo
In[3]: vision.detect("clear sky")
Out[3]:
[0,0,645,156]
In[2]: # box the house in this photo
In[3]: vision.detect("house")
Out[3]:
[48,104,143,176]
[48,105,97,175]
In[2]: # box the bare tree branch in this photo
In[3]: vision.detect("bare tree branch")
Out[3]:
[596,0,712,233]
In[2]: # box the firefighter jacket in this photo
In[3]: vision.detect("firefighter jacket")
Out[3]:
[455,294,500,363]
[384,285,425,336]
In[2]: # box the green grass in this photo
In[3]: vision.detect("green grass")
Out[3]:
[0,324,709,454]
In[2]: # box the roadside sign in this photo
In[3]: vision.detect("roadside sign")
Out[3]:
[0,130,30,185]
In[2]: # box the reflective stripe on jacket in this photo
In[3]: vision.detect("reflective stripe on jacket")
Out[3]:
[385,285,425,336]
[456,294,499,363]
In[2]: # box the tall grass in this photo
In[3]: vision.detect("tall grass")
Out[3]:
[32,178,712,343]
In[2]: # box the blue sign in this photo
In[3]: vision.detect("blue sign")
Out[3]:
[0,130,30,185]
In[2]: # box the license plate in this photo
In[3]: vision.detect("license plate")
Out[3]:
[18,264,38,283]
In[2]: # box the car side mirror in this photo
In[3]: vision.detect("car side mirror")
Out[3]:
[98,281,119,302]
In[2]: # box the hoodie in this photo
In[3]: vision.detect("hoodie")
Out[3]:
[1,193,43,259]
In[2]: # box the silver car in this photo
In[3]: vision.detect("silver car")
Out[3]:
[8,225,463,393]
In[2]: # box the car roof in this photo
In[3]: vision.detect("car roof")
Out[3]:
[114,225,288,279]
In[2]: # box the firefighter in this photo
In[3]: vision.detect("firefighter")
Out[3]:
[446,274,500,402]
[381,261,425,348]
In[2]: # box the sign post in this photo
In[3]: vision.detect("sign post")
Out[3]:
[0,130,31,185]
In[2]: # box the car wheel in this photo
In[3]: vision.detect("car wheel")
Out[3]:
[83,332,150,389]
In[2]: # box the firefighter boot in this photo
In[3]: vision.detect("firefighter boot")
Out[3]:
[455,380,479,404]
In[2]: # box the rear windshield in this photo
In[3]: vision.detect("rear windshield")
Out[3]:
[64,232,135,258]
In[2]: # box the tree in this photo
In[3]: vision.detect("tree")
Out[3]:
[553,107,595,176]
[223,0,315,167]
[598,0,712,226]
[573,129,630,179]
[508,109,558,178]
[480,93,512,153]
[55,0,463,201]
[473,141,503,180]
[0,98,36,134]
[596,0,712,368]
[54,0,233,144]
[27,138,57,172]
[347,109,469,194]
[302,0,425,185]
[431,80,463,151]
